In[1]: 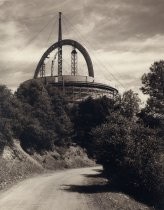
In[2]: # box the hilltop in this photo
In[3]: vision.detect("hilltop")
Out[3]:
[0,62,163,210]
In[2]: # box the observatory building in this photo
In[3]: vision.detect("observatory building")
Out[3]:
[27,12,118,102]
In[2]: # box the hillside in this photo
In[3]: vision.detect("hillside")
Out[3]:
[0,140,95,191]
[0,140,43,190]
[0,80,163,209]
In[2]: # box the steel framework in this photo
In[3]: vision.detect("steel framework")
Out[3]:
[34,39,94,79]
[71,47,78,76]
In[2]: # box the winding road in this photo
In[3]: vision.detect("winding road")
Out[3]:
[0,167,103,210]
[0,166,151,210]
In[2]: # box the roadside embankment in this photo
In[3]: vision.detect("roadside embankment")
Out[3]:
[0,140,95,191]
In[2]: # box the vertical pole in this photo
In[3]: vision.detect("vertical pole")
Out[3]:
[62,76,65,95]
[51,60,54,76]
[58,12,62,42]
[161,68,164,96]
[58,12,62,76]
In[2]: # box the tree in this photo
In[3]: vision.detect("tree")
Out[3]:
[120,90,141,119]
[16,81,73,152]
[0,85,22,147]
[141,60,164,116]
[140,61,164,144]
[91,113,162,202]
[73,96,116,154]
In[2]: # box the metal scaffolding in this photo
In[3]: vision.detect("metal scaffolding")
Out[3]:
[71,47,78,76]
[40,63,45,77]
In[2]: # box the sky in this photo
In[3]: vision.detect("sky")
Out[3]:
[0,0,164,101]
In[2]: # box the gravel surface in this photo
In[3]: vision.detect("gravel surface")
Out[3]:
[0,166,153,210]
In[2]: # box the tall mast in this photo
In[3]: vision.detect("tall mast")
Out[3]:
[58,12,62,76]
[58,12,62,42]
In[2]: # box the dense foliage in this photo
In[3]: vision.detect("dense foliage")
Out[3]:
[140,60,164,156]
[15,81,73,153]
[72,96,117,155]
[141,60,164,116]
[0,82,73,153]
[73,90,141,153]
[140,61,164,128]
[0,85,22,152]
[74,88,163,204]
[91,113,162,202]
[120,90,141,119]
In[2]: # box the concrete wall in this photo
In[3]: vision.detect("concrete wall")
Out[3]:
[59,75,94,83]
[35,75,94,83]
[22,76,117,103]
[48,85,115,103]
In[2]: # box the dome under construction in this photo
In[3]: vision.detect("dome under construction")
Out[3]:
[25,12,118,103]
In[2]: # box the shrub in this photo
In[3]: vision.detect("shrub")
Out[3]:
[72,96,116,155]
[92,112,163,203]
[20,122,55,153]
[0,85,21,149]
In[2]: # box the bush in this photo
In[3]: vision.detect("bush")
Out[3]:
[72,96,116,155]
[16,81,73,152]
[20,122,56,153]
[92,112,163,203]
[0,85,22,150]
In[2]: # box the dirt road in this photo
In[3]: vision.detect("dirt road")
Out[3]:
[0,166,151,210]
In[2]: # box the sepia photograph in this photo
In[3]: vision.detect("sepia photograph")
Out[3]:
[0,0,163,209]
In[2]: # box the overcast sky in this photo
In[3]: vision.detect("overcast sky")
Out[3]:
[0,0,164,100]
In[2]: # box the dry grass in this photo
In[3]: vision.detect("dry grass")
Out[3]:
[0,141,95,190]
[32,145,95,170]
[0,140,43,190]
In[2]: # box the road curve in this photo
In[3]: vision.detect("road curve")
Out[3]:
[0,167,102,210]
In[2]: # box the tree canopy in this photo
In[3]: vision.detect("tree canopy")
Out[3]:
[16,81,73,152]
[120,89,141,119]
[141,60,164,116]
